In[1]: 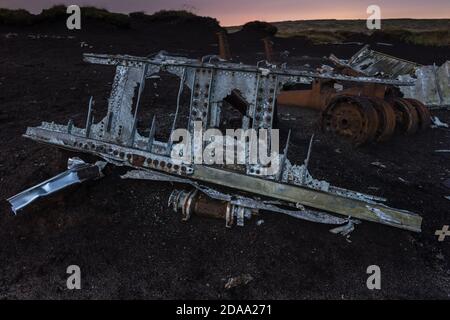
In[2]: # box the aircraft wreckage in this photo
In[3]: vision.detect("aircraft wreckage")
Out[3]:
[218,34,434,145]
[7,52,422,233]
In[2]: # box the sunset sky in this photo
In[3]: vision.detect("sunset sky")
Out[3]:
[0,0,448,26]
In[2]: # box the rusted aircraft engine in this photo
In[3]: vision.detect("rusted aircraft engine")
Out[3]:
[216,31,431,146]
[9,52,422,233]
[278,79,431,145]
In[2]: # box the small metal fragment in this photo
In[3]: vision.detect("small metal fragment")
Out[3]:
[7,158,106,214]
[329,220,359,236]
[431,116,449,128]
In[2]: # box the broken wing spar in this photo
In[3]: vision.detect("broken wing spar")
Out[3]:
[9,52,422,233]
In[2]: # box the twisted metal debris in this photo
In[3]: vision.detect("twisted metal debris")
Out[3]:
[9,51,422,232]
[333,45,450,108]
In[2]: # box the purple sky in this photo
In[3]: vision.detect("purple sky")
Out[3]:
[0,0,448,25]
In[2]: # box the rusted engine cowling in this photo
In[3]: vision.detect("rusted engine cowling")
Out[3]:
[168,189,258,227]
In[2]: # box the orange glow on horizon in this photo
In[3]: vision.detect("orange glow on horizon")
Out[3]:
[215,8,450,26]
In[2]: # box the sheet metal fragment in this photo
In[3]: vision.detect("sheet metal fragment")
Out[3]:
[431,116,449,128]
[346,45,420,77]
[7,158,106,214]
[334,46,449,107]
[329,219,360,236]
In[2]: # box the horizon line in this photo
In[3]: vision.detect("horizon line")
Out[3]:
[223,16,450,27]
[1,5,449,27]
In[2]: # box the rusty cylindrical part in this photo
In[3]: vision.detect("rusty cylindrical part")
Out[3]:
[169,189,258,227]
[367,97,397,142]
[404,98,431,130]
[321,95,379,145]
[390,98,419,135]
[262,37,274,63]
[216,30,232,61]
[277,80,331,111]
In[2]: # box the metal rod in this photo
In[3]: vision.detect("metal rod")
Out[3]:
[304,134,314,170]
[277,129,291,181]
[300,134,314,185]
[83,53,415,86]
[262,37,274,63]
[187,71,197,129]
[268,76,279,144]
[129,65,148,146]
[171,69,186,137]
[67,119,73,134]
[188,71,198,162]
[105,111,113,133]
[167,68,187,154]
[205,69,214,126]
[252,74,261,119]
[216,31,232,60]
[147,115,156,151]
[85,96,93,138]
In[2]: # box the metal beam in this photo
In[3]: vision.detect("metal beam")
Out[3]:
[24,126,422,232]
[191,165,422,232]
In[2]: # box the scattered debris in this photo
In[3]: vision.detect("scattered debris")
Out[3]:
[4,32,18,39]
[398,177,408,184]
[330,45,449,108]
[371,161,386,169]
[376,42,393,47]
[27,34,75,40]
[280,50,290,58]
[431,116,449,128]
[225,274,254,289]
[329,219,360,236]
